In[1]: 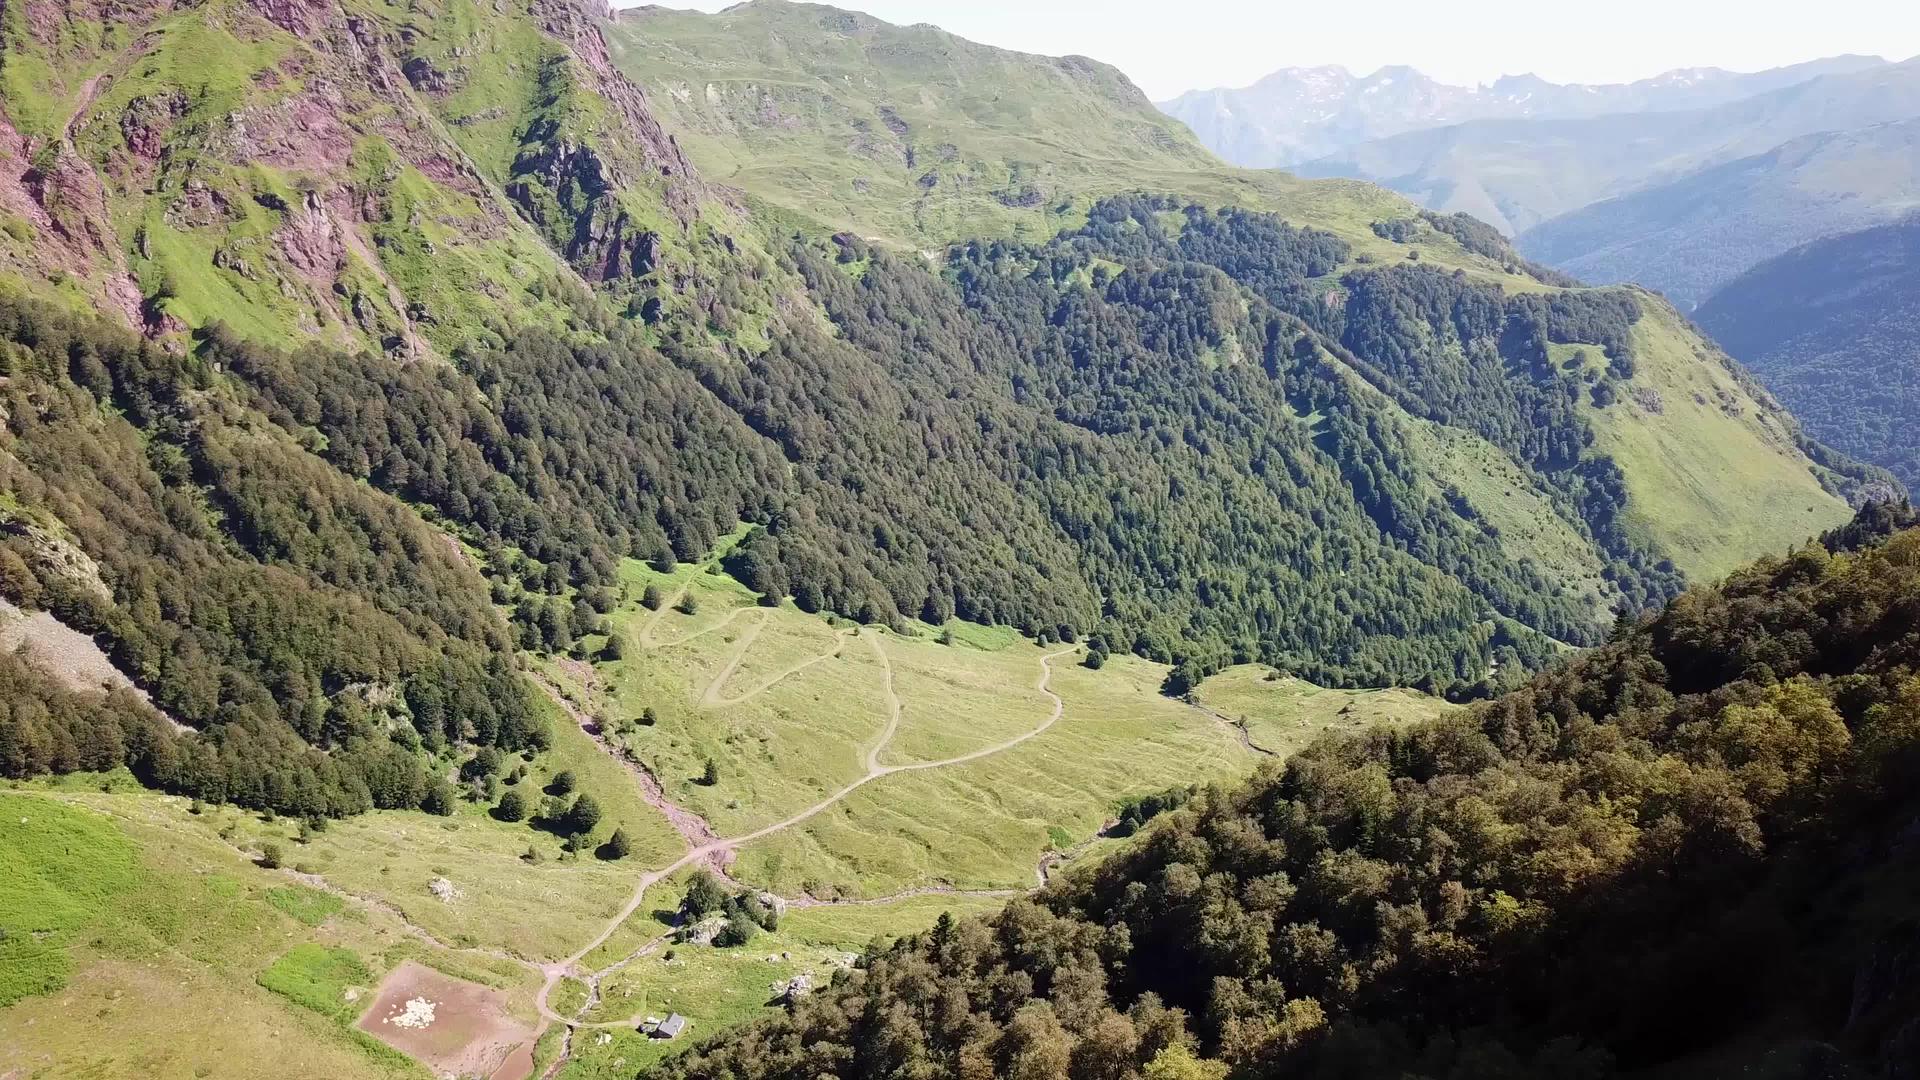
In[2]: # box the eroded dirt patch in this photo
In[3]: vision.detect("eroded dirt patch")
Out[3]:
[354,961,537,1080]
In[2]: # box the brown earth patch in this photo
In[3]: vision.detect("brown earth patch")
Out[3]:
[354,961,538,1080]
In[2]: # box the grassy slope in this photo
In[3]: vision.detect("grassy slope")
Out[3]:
[566,887,1007,1076]
[1195,665,1451,756]
[606,0,1532,285]
[0,0,638,353]
[0,788,546,1080]
[1581,300,1853,580]
[546,552,1457,900]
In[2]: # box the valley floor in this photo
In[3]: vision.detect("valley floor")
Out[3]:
[0,545,1448,1080]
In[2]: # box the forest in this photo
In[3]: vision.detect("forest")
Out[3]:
[646,503,1920,1080]
[198,198,1689,690]
[0,194,1838,815]
[0,294,543,814]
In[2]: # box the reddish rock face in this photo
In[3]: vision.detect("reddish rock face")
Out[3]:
[1,0,725,341]
[276,191,345,282]
[118,92,186,160]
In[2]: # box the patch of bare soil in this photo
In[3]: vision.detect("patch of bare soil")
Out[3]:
[0,599,187,731]
[355,961,538,1080]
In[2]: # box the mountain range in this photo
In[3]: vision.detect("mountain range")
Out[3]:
[1287,56,1920,237]
[1157,55,1887,169]
[1,2,1915,1077]
[1517,117,1920,305]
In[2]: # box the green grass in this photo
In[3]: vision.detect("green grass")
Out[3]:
[567,889,1005,1075]
[0,791,438,1079]
[605,2,1538,288]
[728,651,1252,897]
[1584,298,1853,580]
[0,798,139,1005]
[266,884,346,928]
[1194,666,1451,757]
[201,787,658,963]
[257,943,374,1023]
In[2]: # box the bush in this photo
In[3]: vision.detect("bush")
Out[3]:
[495,788,528,822]
[550,770,576,796]
[713,909,759,947]
[641,584,664,610]
[682,870,731,919]
[420,783,455,816]
[259,843,284,870]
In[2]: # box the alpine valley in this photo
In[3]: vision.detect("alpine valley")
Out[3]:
[0,4,1914,1080]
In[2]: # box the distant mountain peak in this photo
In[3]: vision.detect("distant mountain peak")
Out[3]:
[1161,54,1893,168]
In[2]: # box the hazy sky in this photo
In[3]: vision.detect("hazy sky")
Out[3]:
[636,0,1920,100]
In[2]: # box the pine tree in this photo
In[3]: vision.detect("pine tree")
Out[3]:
[603,827,631,860]
[566,793,602,836]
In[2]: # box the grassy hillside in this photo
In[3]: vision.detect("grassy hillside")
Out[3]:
[1697,219,1920,491]
[607,0,1538,282]
[0,0,759,355]
[1518,118,1920,306]
[1579,299,1858,580]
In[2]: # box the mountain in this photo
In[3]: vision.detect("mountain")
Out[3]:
[1158,55,1888,169]
[0,2,1905,1077]
[0,0,753,357]
[1696,219,1920,491]
[0,0,1881,800]
[1294,57,1920,236]
[1516,118,1920,306]
[647,508,1920,1080]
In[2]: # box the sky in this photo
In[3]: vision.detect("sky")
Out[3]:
[636,0,1920,100]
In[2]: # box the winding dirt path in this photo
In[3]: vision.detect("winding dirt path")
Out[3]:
[699,619,857,709]
[862,632,904,772]
[640,603,760,652]
[530,644,1078,1030]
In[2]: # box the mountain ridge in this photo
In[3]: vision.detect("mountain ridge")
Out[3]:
[1515,116,1920,305]
[1291,55,1920,235]
[1696,218,1920,491]
[1158,53,1891,168]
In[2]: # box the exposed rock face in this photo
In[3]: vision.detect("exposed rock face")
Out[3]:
[506,138,660,282]
[277,191,346,282]
[530,0,697,200]
[1,0,717,343]
[401,55,453,94]
[19,141,145,324]
[119,92,187,160]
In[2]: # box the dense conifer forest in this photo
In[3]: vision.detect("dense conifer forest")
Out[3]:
[648,505,1920,1080]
